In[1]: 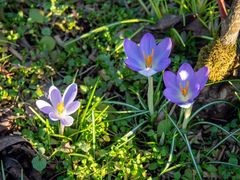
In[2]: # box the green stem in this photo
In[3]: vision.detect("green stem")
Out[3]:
[182,105,193,129]
[148,76,154,116]
[59,123,65,135]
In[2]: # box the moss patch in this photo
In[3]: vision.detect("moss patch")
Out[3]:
[196,39,237,82]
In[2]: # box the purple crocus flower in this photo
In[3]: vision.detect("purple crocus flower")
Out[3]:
[123,33,172,77]
[163,63,209,108]
[36,83,80,126]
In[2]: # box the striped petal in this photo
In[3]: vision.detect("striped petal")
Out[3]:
[49,85,62,109]
[66,101,80,115]
[63,83,78,107]
[36,100,53,114]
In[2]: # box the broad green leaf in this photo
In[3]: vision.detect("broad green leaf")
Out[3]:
[148,162,159,170]
[39,36,56,51]
[157,119,172,134]
[29,9,44,23]
[41,27,52,36]
[31,156,47,172]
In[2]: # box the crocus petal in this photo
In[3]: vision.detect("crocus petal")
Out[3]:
[176,63,195,89]
[36,100,53,114]
[124,58,145,72]
[49,86,62,109]
[63,83,78,107]
[139,68,157,77]
[195,66,209,90]
[179,102,194,108]
[66,101,80,115]
[152,58,171,72]
[163,88,182,104]
[163,71,177,89]
[49,112,59,121]
[154,38,172,59]
[163,63,209,108]
[140,33,156,56]
[124,39,144,63]
[60,116,74,126]
[188,83,201,100]
[177,63,195,82]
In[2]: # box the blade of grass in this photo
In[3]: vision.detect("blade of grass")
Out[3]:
[122,120,147,139]
[170,28,186,47]
[116,120,146,149]
[192,121,240,143]
[160,164,184,174]
[69,153,88,159]
[0,55,12,62]
[106,110,146,114]
[158,100,169,113]
[206,79,240,86]
[64,19,154,46]
[196,14,210,31]
[191,0,197,13]
[189,100,234,122]
[137,0,150,15]
[166,112,202,179]
[106,110,148,122]
[103,100,141,111]
[183,133,202,180]
[207,128,240,156]
[207,161,240,168]
[1,160,5,180]
[194,35,214,41]
[165,112,186,143]
[50,134,72,141]
[160,132,178,175]
[21,169,23,180]
[162,0,169,13]
[129,88,147,110]
[116,135,136,149]
[83,96,104,122]
[95,105,109,122]
[92,111,96,159]
[79,78,99,130]
[70,106,108,138]
[154,73,163,106]
[149,0,162,18]
[0,39,19,46]
[235,92,240,100]
[29,106,46,124]
[229,81,240,93]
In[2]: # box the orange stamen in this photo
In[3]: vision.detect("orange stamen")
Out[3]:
[179,81,189,97]
[144,49,154,68]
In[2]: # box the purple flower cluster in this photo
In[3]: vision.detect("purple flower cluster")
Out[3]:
[123,33,209,108]
[36,32,209,129]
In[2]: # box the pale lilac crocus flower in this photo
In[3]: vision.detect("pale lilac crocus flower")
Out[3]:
[123,33,172,77]
[36,83,80,126]
[163,63,209,108]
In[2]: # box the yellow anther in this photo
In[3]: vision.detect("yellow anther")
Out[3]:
[179,81,189,97]
[57,102,65,114]
[144,49,154,68]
